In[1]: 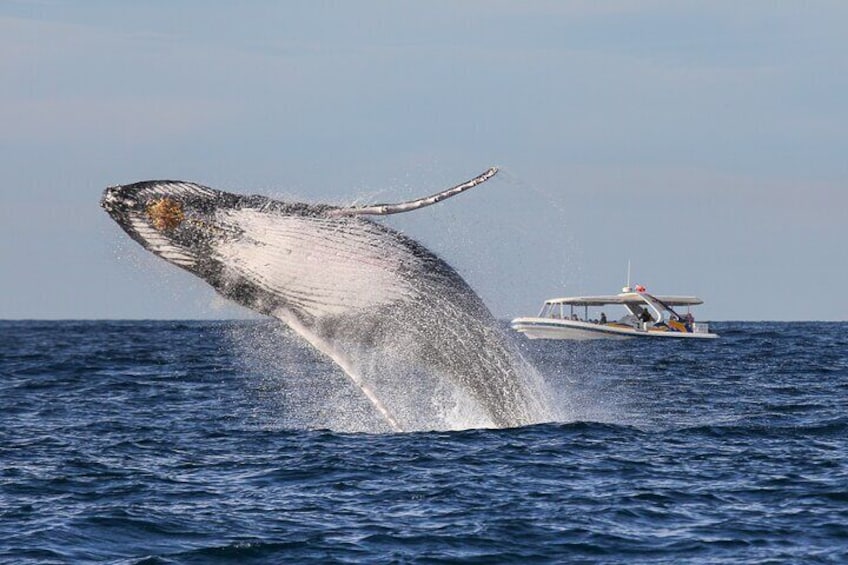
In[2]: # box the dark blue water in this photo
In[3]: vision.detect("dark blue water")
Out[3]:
[2,320,847,563]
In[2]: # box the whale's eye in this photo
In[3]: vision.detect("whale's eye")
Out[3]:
[147,197,185,231]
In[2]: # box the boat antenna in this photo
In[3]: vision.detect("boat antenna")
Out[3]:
[623,260,632,293]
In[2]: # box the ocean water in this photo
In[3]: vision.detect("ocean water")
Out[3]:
[2,320,847,563]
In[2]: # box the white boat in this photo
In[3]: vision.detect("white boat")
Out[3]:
[510,285,718,340]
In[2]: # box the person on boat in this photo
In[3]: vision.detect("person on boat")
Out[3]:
[639,308,653,323]
[600,312,607,324]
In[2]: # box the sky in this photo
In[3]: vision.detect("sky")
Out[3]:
[1,1,846,321]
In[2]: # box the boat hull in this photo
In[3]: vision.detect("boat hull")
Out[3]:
[510,318,718,340]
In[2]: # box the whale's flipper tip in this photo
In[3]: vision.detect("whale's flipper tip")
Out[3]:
[329,166,499,217]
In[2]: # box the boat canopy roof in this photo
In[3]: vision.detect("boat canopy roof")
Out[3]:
[545,293,703,307]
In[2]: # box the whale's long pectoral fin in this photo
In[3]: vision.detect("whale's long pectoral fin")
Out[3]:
[327,167,498,217]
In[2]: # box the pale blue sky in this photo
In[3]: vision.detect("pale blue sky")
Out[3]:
[1,2,846,320]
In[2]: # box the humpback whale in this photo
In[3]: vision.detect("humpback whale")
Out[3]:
[101,168,548,431]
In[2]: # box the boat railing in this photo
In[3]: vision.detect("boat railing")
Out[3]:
[692,322,710,334]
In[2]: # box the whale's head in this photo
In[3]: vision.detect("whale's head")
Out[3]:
[100,180,246,271]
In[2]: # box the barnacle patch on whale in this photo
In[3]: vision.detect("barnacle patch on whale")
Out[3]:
[147,197,185,231]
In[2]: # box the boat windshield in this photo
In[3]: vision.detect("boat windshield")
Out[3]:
[650,295,683,320]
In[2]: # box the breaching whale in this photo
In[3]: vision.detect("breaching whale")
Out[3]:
[101,168,548,431]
